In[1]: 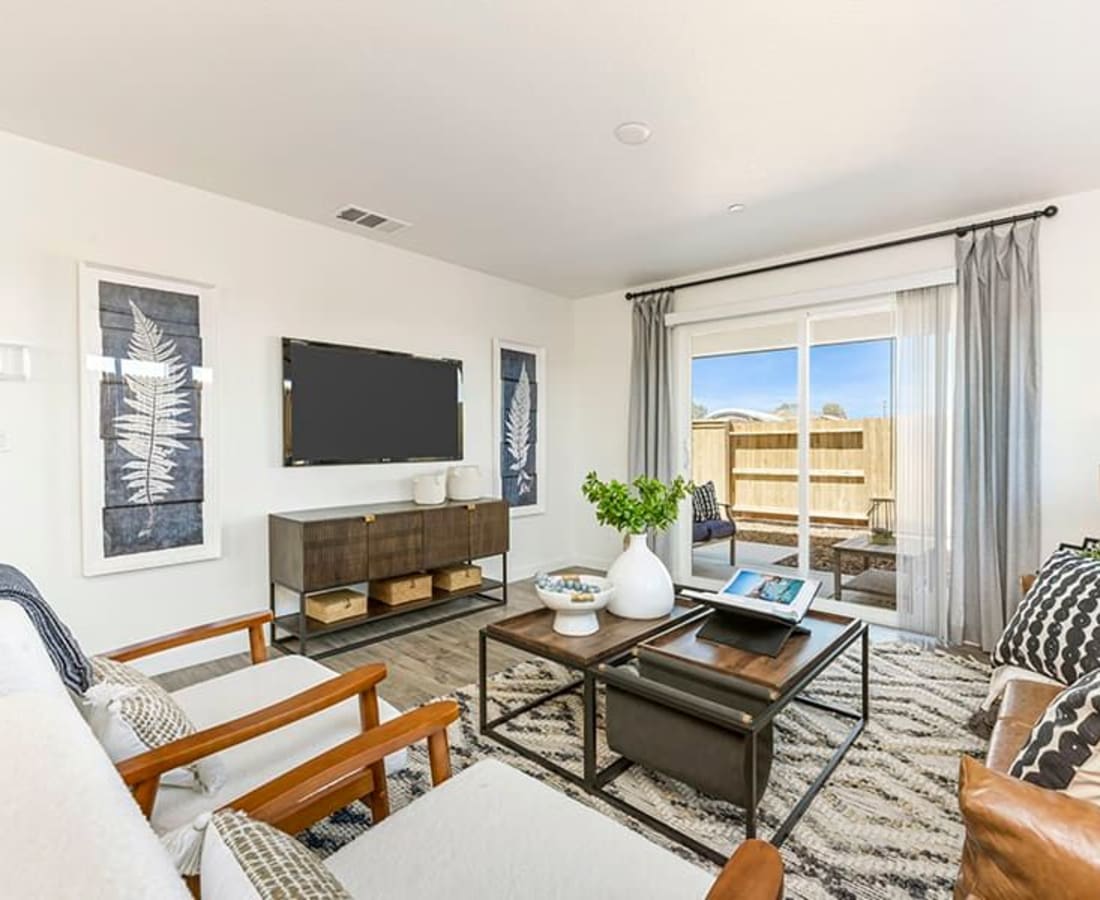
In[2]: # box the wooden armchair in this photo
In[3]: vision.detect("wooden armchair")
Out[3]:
[220,699,784,900]
[102,611,396,827]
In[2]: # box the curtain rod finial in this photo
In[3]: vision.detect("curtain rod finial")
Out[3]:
[1043,204,1058,217]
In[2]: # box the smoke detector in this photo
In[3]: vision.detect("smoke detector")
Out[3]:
[334,205,410,235]
[614,121,652,145]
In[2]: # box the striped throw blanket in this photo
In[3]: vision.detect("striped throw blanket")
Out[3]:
[0,564,92,693]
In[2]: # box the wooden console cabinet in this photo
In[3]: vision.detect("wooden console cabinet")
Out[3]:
[269,498,509,658]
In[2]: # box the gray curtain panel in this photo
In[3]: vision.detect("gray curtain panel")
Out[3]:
[628,290,674,562]
[949,220,1041,650]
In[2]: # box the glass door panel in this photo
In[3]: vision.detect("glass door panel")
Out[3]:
[807,308,897,613]
[689,319,805,583]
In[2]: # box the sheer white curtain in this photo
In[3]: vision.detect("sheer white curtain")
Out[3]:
[895,284,956,639]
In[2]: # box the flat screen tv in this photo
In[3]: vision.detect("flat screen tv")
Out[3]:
[282,338,463,466]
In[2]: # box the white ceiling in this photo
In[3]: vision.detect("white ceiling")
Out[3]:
[1,2,1099,297]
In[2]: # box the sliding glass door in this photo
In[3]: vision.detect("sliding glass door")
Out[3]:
[674,299,898,624]
[687,317,807,581]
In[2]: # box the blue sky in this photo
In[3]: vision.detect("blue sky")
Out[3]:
[692,339,894,419]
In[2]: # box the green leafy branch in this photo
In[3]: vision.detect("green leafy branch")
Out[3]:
[581,471,693,535]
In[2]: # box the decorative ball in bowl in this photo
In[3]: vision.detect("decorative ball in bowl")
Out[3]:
[535,573,614,637]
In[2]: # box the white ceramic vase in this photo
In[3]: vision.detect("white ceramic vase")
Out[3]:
[606,533,674,619]
[447,465,482,501]
[412,473,446,505]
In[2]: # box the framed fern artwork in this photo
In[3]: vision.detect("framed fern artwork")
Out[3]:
[78,263,220,575]
[493,339,545,517]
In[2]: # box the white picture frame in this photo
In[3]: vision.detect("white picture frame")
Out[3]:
[78,262,220,575]
[493,338,546,518]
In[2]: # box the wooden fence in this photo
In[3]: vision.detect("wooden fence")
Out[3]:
[691,417,894,525]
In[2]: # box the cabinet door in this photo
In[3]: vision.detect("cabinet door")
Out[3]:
[367,512,424,580]
[302,518,369,591]
[470,500,509,558]
[422,506,471,569]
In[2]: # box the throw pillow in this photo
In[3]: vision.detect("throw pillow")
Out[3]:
[83,656,225,793]
[693,481,721,523]
[201,809,352,900]
[992,548,1100,685]
[1009,668,1100,804]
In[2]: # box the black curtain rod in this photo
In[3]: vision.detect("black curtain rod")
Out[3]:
[623,204,1058,300]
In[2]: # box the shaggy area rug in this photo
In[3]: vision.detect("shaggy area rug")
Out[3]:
[300,642,990,900]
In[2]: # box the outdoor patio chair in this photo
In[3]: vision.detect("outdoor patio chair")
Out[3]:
[693,481,737,566]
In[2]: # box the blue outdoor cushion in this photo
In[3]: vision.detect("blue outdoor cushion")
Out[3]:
[708,520,735,540]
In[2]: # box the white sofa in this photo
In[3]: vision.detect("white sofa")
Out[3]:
[0,605,189,898]
[0,694,190,899]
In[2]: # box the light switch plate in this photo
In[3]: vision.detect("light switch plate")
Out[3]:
[0,430,9,452]
[0,344,29,381]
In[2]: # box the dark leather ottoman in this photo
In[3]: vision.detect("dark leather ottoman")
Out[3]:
[606,649,774,808]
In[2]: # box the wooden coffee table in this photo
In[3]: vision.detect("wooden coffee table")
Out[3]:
[478,598,704,791]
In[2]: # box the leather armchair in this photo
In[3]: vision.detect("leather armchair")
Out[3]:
[955,573,1100,899]
[956,755,1100,900]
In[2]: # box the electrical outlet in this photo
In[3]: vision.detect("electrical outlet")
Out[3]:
[0,430,9,453]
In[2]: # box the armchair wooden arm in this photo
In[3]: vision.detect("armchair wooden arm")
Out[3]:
[229,700,460,835]
[705,839,784,900]
[106,610,273,666]
[118,662,389,817]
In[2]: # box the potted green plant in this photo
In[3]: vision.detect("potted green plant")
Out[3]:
[581,471,692,619]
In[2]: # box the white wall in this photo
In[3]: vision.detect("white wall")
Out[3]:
[0,132,574,671]
[571,190,1100,568]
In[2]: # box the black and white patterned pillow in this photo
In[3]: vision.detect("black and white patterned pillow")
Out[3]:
[693,481,721,523]
[992,549,1100,685]
[1009,667,1100,804]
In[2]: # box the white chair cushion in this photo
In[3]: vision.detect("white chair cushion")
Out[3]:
[0,692,189,899]
[151,655,407,833]
[0,602,69,698]
[324,759,715,899]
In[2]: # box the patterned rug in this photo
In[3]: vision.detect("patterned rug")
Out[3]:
[300,642,990,899]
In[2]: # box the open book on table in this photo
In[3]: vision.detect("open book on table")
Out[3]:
[683,568,821,625]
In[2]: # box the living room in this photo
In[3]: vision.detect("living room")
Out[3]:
[2,4,1099,899]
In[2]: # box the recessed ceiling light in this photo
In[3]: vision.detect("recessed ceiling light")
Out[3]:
[727,203,746,213]
[614,122,652,146]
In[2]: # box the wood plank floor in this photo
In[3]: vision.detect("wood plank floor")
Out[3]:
[156,572,967,709]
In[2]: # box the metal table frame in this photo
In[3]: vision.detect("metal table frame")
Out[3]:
[479,618,869,864]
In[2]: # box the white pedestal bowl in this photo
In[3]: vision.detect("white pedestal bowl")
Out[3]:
[535,575,614,637]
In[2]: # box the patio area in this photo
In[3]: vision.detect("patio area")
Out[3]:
[692,521,896,611]
[690,414,897,612]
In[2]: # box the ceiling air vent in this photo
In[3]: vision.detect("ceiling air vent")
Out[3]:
[334,205,410,236]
